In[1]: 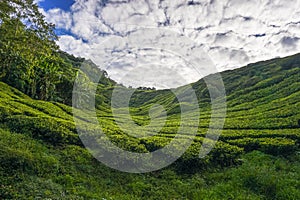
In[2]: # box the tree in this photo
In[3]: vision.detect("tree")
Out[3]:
[0,0,61,100]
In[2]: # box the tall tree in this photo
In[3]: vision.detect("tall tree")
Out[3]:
[0,0,61,100]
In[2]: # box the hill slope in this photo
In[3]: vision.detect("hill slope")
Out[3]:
[0,53,300,199]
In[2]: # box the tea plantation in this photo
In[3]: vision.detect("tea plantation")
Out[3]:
[1,53,300,199]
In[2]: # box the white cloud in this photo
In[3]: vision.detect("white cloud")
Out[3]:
[45,9,73,30]
[34,0,44,4]
[42,0,300,88]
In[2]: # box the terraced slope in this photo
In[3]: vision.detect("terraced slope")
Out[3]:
[1,53,299,171]
[0,53,300,199]
[95,53,300,159]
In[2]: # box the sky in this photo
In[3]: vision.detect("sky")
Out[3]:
[39,0,74,11]
[36,0,300,88]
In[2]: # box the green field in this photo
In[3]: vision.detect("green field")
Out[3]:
[0,1,300,198]
[1,53,300,199]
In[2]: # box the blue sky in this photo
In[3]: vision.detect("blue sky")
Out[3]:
[39,0,75,12]
[37,0,76,37]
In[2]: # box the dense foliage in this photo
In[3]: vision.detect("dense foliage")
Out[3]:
[0,52,299,199]
[0,1,299,199]
[0,0,114,104]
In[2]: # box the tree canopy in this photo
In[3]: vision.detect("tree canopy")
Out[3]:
[0,0,62,100]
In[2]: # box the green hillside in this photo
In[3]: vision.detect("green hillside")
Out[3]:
[1,53,300,199]
[0,1,299,198]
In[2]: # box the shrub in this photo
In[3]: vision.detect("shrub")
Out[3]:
[5,116,79,145]
[227,137,297,156]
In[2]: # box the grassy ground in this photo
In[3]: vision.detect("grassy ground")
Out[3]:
[0,53,300,199]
